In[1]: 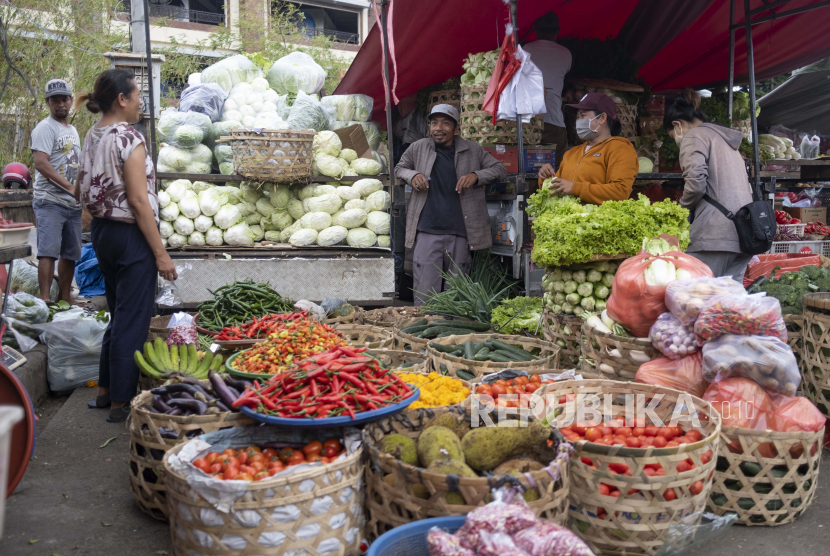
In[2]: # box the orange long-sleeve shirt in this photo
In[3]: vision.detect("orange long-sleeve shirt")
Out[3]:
[540,136,639,205]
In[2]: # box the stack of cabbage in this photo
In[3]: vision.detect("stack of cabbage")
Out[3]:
[312,130,382,178]
[324,93,381,151]
[759,134,801,160]
[460,49,498,86]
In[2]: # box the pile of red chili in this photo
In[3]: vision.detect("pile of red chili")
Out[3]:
[216,312,308,341]
[232,346,415,419]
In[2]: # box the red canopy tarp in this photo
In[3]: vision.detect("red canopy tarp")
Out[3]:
[335,0,830,124]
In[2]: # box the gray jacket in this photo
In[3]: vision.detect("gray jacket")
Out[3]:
[679,123,752,253]
[396,137,507,250]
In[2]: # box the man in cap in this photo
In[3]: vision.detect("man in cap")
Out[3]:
[29,78,83,303]
[395,104,507,305]
[523,12,571,171]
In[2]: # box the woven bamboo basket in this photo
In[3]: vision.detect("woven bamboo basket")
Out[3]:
[334,324,394,349]
[127,390,255,521]
[324,308,364,326]
[459,85,543,145]
[802,293,830,415]
[616,103,638,140]
[427,88,461,115]
[426,333,560,381]
[541,310,583,368]
[708,425,823,526]
[392,315,458,353]
[580,325,658,381]
[363,307,422,328]
[784,314,805,384]
[229,129,314,182]
[362,406,569,540]
[365,349,428,373]
[538,379,721,555]
[163,434,363,556]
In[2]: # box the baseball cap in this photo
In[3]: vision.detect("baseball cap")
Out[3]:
[567,93,618,120]
[428,104,459,124]
[45,79,72,99]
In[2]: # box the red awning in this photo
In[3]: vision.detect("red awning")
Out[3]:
[335,0,830,123]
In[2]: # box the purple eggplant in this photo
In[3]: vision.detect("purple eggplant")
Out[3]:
[209,370,239,409]
[168,398,208,415]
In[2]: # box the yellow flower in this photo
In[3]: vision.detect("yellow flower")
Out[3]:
[397,372,469,408]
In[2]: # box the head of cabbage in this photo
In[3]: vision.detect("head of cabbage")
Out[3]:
[351,157,382,176]
[335,186,360,202]
[289,228,319,247]
[191,181,213,194]
[376,235,391,248]
[194,214,214,233]
[315,153,346,179]
[214,204,242,229]
[365,211,390,235]
[287,198,305,220]
[269,184,291,210]
[298,211,333,232]
[205,227,224,246]
[159,220,174,238]
[160,202,180,222]
[344,199,369,212]
[158,190,171,209]
[255,197,276,218]
[332,208,367,229]
[317,226,348,247]
[264,230,282,242]
[339,148,358,163]
[188,231,206,246]
[314,184,337,197]
[248,225,265,241]
[271,210,294,231]
[168,233,187,249]
[198,188,230,216]
[298,184,317,201]
[365,190,390,211]
[178,196,201,219]
[174,215,195,236]
[353,178,383,197]
[313,131,342,157]
[346,227,378,248]
[306,193,342,215]
[224,222,257,246]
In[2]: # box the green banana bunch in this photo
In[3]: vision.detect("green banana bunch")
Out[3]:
[134,338,224,380]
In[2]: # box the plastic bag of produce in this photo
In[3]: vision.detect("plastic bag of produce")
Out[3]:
[33,309,109,391]
[352,94,373,122]
[665,276,748,325]
[10,260,58,300]
[427,528,475,556]
[320,95,356,121]
[475,531,528,556]
[513,521,594,556]
[455,493,537,547]
[649,312,700,360]
[287,91,333,131]
[703,377,776,430]
[5,291,49,324]
[200,54,262,93]
[179,83,228,122]
[265,52,326,95]
[361,121,382,149]
[606,236,713,337]
[694,293,787,342]
[635,352,708,398]
[157,108,212,148]
[702,334,799,395]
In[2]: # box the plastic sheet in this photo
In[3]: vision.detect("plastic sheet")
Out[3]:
[694,294,787,342]
[179,83,228,122]
[665,276,747,326]
[652,512,738,556]
[74,244,105,298]
[636,352,708,398]
[702,335,799,396]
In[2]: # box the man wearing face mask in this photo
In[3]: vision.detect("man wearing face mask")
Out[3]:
[396,105,507,305]
[537,93,638,205]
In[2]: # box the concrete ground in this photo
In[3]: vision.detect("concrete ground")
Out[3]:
[0,386,827,555]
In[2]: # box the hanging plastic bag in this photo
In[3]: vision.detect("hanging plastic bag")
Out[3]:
[649,313,700,360]
[179,83,228,123]
[482,31,521,124]
[701,334,799,395]
[165,312,196,346]
[799,134,820,158]
[497,44,545,123]
[155,263,192,307]
[606,235,713,337]
[665,276,747,325]
[694,293,787,342]
[9,260,58,300]
[635,352,708,398]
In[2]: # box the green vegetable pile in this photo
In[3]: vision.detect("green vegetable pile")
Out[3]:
[541,261,617,316]
[197,279,294,331]
[749,265,830,314]
[491,297,543,336]
[528,191,690,267]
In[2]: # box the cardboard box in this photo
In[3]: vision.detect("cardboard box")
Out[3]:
[523,147,556,173]
[333,125,372,160]
[784,207,827,224]
[483,145,519,173]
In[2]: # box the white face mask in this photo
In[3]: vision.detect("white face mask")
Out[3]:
[576,114,601,141]
[673,123,685,146]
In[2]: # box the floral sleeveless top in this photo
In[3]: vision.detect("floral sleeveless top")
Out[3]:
[78,122,158,224]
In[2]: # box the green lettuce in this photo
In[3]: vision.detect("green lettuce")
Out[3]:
[491,297,543,335]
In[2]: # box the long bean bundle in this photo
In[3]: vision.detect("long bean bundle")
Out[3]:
[197,279,294,331]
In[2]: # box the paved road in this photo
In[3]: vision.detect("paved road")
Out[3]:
[1,387,827,555]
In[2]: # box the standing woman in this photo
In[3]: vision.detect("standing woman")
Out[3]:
[76,69,177,422]
[664,89,753,281]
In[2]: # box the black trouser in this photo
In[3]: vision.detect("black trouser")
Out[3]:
[91,218,157,403]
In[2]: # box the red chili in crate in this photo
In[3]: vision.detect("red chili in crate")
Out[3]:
[232,346,414,419]
[215,312,310,341]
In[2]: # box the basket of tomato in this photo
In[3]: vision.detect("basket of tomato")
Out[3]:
[163,427,363,556]
[537,379,721,556]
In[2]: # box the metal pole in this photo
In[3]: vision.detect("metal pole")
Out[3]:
[379,0,395,201]
[510,0,524,172]
[744,0,761,196]
[728,0,735,120]
[143,0,158,167]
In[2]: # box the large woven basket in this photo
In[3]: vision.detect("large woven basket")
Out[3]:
[541,310,583,368]
[391,315,483,353]
[363,307,422,329]
[163,433,364,556]
[616,103,638,140]
[538,379,721,556]
[324,308,364,326]
[459,85,543,145]
[425,333,560,381]
[783,314,805,385]
[708,425,823,526]
[229,129,314,182]
[127,390,255,521]
[362,406,569,540]
[580,325,658,381]
[802,293,830,415]
[334,324,394,349]
[427,88,461,115]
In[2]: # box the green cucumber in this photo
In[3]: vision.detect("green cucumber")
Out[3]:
[493,349,526,362]
[428,342,464,354]
[490,339,535,361]
[487,352,514,363]
[474,347,491,361]
[402,318,428,330]
[436,332,457,338]
[471,342,485,353]
[421,327,467,339]
[439,364,449,375]
[398,361,419,369]
[740,462,763,477]
[464,341,475,360]
[456,369,477,381]
[427,320,491,332]
[401,324,430,335]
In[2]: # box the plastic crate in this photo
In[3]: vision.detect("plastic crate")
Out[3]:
[769,240,830,256]
[367,516,467,556]
[0,406,24,538]
[778,223,806,237]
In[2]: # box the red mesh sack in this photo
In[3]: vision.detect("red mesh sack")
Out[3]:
[635,352,708,398]
[771,395,826,433]
[606,237,713,337]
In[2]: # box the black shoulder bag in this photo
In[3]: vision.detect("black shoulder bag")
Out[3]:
[697,194,776,255]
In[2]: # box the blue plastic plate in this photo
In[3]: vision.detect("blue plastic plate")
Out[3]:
[368,515,467,556]
[239,389,421,428]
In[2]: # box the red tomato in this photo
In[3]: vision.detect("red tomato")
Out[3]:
[235,472,253,481]
[652,436,668,448]
[685,430,702,442]
[306,454,324,463]
[580,457,594,466]
[676,460,692,473]
[268,461,284,471]
[598,426,613,437]
[690,480,704,495]
[616,427,633,438]
[249,454,266,465]
[279,448,295,463]
[205,452,220,464]
[529,375,541,383]
[700,450,713,465]
[585,428,602,442]
[655,468,667,476]
[524,383,540,393]
[246,446,262,454]
[657,428,675,440]
[237,452,248,465]
[514,376,529,386]
[666,441,679,447]
[613,436,627,445]
[223,467,239,480]
[600,434,614,444]
[324,446,339,458]
[572,423,587,435]
[262,448,278,460]
[663,488,677,501]
[598,484,611,496]
[632,427,645,438]
[287,452,305,464]
[222,449,238,458]
[675,437,690,445]
[609,490,621,498]
[606,419,625,429]
[609,463,630,474]
[639,436,653,446]
[254,471,269,481]
[643,468,656,477]
[625,437,641,448]
[249,462,265,473]
[192,458,210,473]
[268,468,281,476]
[644,425,659,437]
[491,384,507,397]
[210,463,223,474]
[221,456,239,471]
[303,441,323,457]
